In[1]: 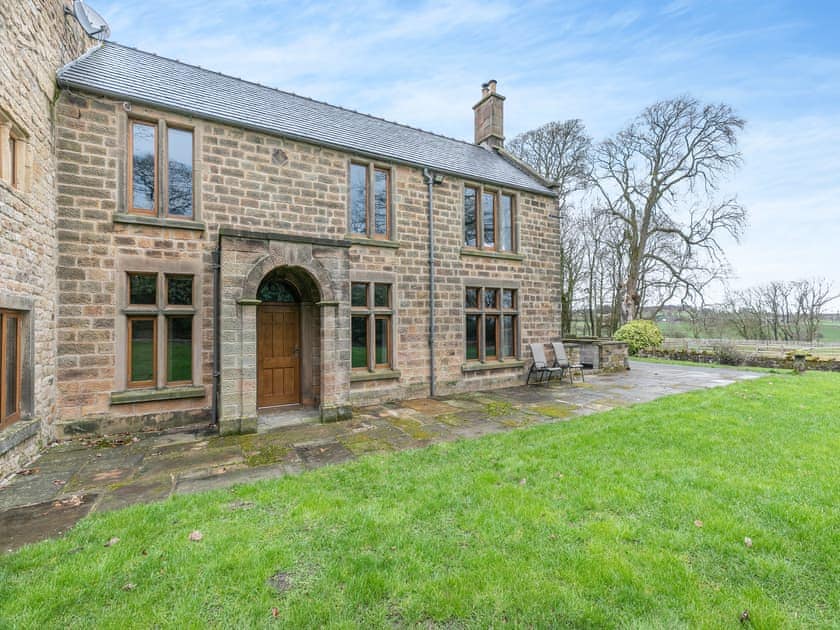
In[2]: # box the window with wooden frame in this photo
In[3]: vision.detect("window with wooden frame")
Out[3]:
[0,310,23,430]
[464,287,518,362]
[128,119,194,219]
[125,272,194,388]
[463,186,516,252]
[0,116,26,191]
[351,282,393,370]
[349,162,391,239]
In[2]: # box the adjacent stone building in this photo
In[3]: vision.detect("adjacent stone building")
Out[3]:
[0,0,92,474]
[1,1,562,473]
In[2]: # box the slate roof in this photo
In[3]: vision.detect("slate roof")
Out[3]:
[57,42,555,196]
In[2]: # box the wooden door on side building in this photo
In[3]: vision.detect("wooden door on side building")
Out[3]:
[257,305,300,407]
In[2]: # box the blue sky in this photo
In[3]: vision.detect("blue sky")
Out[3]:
[93,0,839,298]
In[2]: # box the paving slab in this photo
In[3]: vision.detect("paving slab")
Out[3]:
[0,361,762,551]
[95,478,173,513]
[1,494,98,551]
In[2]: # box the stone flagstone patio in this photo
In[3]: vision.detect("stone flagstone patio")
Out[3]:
[0,361,760,552]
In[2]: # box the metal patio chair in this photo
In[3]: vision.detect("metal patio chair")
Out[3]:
[551,341,585,384]
[527,343,565,384]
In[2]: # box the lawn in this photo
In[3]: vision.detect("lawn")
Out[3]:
[1,374,838,628]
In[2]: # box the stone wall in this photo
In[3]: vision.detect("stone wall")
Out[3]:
[639,348,840,372]
[0,0,92,475]
[53,91,561,433]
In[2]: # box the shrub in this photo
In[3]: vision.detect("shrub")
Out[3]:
[712,342,744,366]
[614,320,664,355]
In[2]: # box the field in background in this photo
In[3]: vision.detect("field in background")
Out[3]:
[658,337,840,361]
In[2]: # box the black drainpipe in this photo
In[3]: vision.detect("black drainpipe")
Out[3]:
[211,233,222,426]
[423,168,443,398]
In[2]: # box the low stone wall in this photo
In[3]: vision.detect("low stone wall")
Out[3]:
[639,348,840,372]
[562,338,629,372]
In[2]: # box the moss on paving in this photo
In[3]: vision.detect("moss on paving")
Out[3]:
[530,403,576,419]
[485,401,515,417]
[388,417,434,440]
[244,444,289,467]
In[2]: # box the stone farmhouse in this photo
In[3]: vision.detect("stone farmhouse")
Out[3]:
[0,0,561,475]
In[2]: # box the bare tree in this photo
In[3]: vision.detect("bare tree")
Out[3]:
[577,207,624,336]
[507,119,591,204]
[724,279,838,342]
[794,279,837,342]
[507,120,592,334]
[591,97,748,322]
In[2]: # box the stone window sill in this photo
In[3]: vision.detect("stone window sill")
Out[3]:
[114,213,206,232]
[350,369,402,383]
[0,418,40,458]
[460,248,524,262]
[346,235,400,249]
[111,385,206,405]
[461,359,525,373]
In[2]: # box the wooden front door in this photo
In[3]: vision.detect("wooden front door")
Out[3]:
[257,305,300,407]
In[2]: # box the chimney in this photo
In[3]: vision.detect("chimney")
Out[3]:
[473,79,505,149]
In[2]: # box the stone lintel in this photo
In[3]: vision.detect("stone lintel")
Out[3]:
[220,227,352,249]
[346,235,401,249]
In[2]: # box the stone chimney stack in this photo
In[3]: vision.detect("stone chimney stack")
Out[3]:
[473,79,505,149]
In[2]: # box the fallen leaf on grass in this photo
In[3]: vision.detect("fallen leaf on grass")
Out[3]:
[104,537,120,547]
[188,530,203,542]
[694,520,703,528]
[122,583,136,591]
[271,607,279,618]
[744,537,753,548]
[519,478,527,486]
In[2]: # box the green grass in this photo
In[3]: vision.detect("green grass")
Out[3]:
[818,320,840,343]
[2,374,839,627]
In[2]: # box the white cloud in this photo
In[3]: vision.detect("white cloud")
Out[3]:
[90,0,840,294]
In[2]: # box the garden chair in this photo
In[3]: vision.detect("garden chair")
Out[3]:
[551,341,585,384]
[527,343,565,384]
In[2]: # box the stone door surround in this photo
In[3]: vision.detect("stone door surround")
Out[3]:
[219,230,352,435]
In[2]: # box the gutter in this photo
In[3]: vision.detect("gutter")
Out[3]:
[211,234,221,426]
[423,168,444,397]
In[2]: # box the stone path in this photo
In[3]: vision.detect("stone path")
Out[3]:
[0,361,760,552]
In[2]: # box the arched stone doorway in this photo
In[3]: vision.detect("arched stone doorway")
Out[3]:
[256,266,321,410]
[218,235,352,436]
